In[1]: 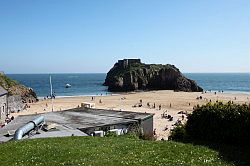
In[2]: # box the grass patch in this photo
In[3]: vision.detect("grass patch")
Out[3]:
[0,136,232,166]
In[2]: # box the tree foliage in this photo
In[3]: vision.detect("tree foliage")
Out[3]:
[185,101,250,145]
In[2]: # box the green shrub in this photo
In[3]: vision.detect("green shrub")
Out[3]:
[169,124,187,141]
[186,102,250,145]
[0,74,18,89]
[105,131,118,137]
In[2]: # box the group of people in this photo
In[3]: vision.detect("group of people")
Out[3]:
[43,93,56,100]
[146,102,172,110]
[1,115,15,128]
[132,99,174,112]
[91,96,103,104]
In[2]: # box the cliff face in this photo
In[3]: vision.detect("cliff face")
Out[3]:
[0,74,38,102]
[104,59,203,92]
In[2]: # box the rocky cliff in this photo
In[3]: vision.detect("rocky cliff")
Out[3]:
[0,73,38,103]
[104,59,203,92]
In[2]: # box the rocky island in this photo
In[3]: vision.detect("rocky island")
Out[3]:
[104,59,203,92]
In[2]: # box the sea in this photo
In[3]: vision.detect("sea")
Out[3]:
[6,73,250,97]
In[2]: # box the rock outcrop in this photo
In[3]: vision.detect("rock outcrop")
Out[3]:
[0,73,38,103]
[104,59,203,92]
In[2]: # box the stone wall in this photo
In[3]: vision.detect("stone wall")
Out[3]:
[0,94,7,123]
[118,59,141,69]
[8,95,24,113]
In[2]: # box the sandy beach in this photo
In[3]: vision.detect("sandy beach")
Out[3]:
[12,90,250,140]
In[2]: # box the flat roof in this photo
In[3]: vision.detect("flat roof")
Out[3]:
[0,108,154,142]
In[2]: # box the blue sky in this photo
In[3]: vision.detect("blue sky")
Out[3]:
[0,0,249,73]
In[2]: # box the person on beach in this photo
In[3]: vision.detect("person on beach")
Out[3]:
[159,104,161,110]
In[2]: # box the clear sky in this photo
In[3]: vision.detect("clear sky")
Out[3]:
[0,0,249,74]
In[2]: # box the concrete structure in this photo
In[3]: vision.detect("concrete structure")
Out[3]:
[0,107,154,142]
[14,116,44,140]
[0,86,8,123]
[81,102,95,108]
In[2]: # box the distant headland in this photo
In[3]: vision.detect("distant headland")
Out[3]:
[0,73,38,103]
[104,59,203,92]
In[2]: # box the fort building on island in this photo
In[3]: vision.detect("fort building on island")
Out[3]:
[117,59,141,69]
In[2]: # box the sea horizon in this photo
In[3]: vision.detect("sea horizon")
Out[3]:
[4,72,250,74]
[6,73,250,97]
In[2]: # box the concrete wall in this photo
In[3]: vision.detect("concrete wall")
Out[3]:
[0,94,7,123]
[82,124,129,136]
[141,117,154,137]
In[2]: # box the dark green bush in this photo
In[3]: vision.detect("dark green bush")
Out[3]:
[105,131,118,137]
[186,102,250,145]
[168,124,187,141]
